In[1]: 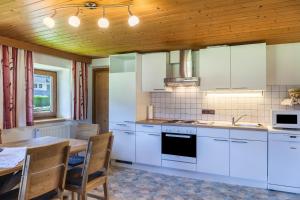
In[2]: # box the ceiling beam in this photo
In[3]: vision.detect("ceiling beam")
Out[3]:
[0,35,92,63]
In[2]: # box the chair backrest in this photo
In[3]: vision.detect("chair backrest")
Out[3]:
[82,132,113,185]
[73,123,100,140]
[19,141,70,200]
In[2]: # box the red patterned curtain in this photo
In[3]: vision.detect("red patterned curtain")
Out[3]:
[72,61,88,120]
[1,45,34,129]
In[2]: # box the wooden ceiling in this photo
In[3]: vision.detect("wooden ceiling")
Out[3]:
[0,0,300,58]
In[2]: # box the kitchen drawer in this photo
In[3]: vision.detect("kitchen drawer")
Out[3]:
[230,130,267,141]
[109,122,136,131]
[197,128,229,138]
[136,124,162,133]
[269,133,300,142]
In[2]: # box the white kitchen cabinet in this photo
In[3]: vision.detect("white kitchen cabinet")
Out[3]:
[199,46,231,90]
[142,52,168,92]
[112,130,136,162]
[170,50,180,64]
[136,131,161,166]
[268,134,300,188]
[267,43,300,85]
[231,43,266,90]
[109,72,136,122]
[230,139,267,181]
[197,137,229,176]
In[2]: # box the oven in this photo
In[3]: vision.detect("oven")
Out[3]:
[161,126,197,164]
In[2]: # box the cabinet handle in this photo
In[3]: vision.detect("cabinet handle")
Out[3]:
[289,135,297,139]
[215,88,229,90]
[116,124,127,126]
[148,133,160,136]
[231,140,248,144]
[154,89,165,91]
[124,121,135,123]
[213,139,228,142]
[290,147,297,150]
[232,87,248,89]
[124,131,135,135]
[142,125,154,128]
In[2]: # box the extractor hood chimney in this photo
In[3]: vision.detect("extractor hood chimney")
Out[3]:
[164,50,200,87]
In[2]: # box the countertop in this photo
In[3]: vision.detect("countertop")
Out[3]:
[136,119,268,131]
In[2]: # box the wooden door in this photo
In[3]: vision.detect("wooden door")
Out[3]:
[93,68,109,133]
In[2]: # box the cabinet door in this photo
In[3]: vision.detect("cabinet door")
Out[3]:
[109,72,136,122]
[197,137,229,176]
[111,130,136,162]
[230,140,267,181]
[231,43,266,90]
[269,141,300,187]
[199,46,231,90]
[142,53,167,92]
[136,132,161,166]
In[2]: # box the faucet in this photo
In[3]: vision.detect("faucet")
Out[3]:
[232,114,248,126]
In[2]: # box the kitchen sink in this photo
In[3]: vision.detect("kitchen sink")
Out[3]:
[234,123,262,128]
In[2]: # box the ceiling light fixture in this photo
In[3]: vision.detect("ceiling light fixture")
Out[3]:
[98,8,109,28]
[68,8,80,27]
[42,2,140,29]
[43,10,56,28]
[128,6,140,27]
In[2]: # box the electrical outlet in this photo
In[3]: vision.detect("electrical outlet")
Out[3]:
[202,109,215,115]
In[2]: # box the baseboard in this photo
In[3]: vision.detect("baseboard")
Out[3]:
[111,161,267,189]
[268,184,300,194]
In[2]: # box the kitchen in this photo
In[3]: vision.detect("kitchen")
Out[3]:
[0,1,300,199]
[107,43,300,197]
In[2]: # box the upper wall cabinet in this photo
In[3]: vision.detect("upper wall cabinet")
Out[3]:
[199,43,266,91]
[231,43,266,90]
[142,52,168,92]
[267,43,300,85]
[199,46,231,90]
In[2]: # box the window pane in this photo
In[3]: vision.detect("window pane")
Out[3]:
[33,74,52,113]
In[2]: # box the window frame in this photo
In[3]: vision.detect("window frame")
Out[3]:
[33,69,57,119]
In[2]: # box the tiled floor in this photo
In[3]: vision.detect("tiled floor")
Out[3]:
[90,166,300,200]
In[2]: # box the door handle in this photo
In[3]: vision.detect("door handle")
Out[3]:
[165,134,191,139]
[231,140,248,144]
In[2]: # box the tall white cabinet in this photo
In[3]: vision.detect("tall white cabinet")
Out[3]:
[109,53,149,163]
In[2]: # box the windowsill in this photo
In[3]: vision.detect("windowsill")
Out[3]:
[34,117,66,125]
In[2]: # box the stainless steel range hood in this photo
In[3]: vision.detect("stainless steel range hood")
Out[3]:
[164,50,200,87]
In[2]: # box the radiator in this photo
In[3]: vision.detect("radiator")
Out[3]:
[35,124,70,138]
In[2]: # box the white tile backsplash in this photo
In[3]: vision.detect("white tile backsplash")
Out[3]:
[150,85,300,125]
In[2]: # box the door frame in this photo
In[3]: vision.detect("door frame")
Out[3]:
[92,67,109,124]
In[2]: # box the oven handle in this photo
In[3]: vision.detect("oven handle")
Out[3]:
[165,134,191,139]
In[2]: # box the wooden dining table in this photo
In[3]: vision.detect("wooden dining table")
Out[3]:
[0,136,88,177]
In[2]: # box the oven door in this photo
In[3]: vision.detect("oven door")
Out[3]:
[162,132,196,159]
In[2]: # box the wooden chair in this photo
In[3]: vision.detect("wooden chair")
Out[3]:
[0,141,70,200]
[0,129,2,144]
[65,133,113,200]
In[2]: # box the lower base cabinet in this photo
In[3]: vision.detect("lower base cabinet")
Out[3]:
[197,137,229,176]
[136,131,161,166]
[230,139,267,181]
[112,130,136,162]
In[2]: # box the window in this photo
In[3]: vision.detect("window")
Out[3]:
[33,70,57,119]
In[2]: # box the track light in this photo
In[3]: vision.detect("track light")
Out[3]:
[98,8,109,28]
[68,8,80,27]
[128,6,139,27]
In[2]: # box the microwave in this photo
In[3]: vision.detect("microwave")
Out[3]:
[272,110,300,129]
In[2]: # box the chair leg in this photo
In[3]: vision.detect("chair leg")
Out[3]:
[81,192,87,200]
[103,181,109,200]
[71,192,75,200]
[77,193,81,200]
